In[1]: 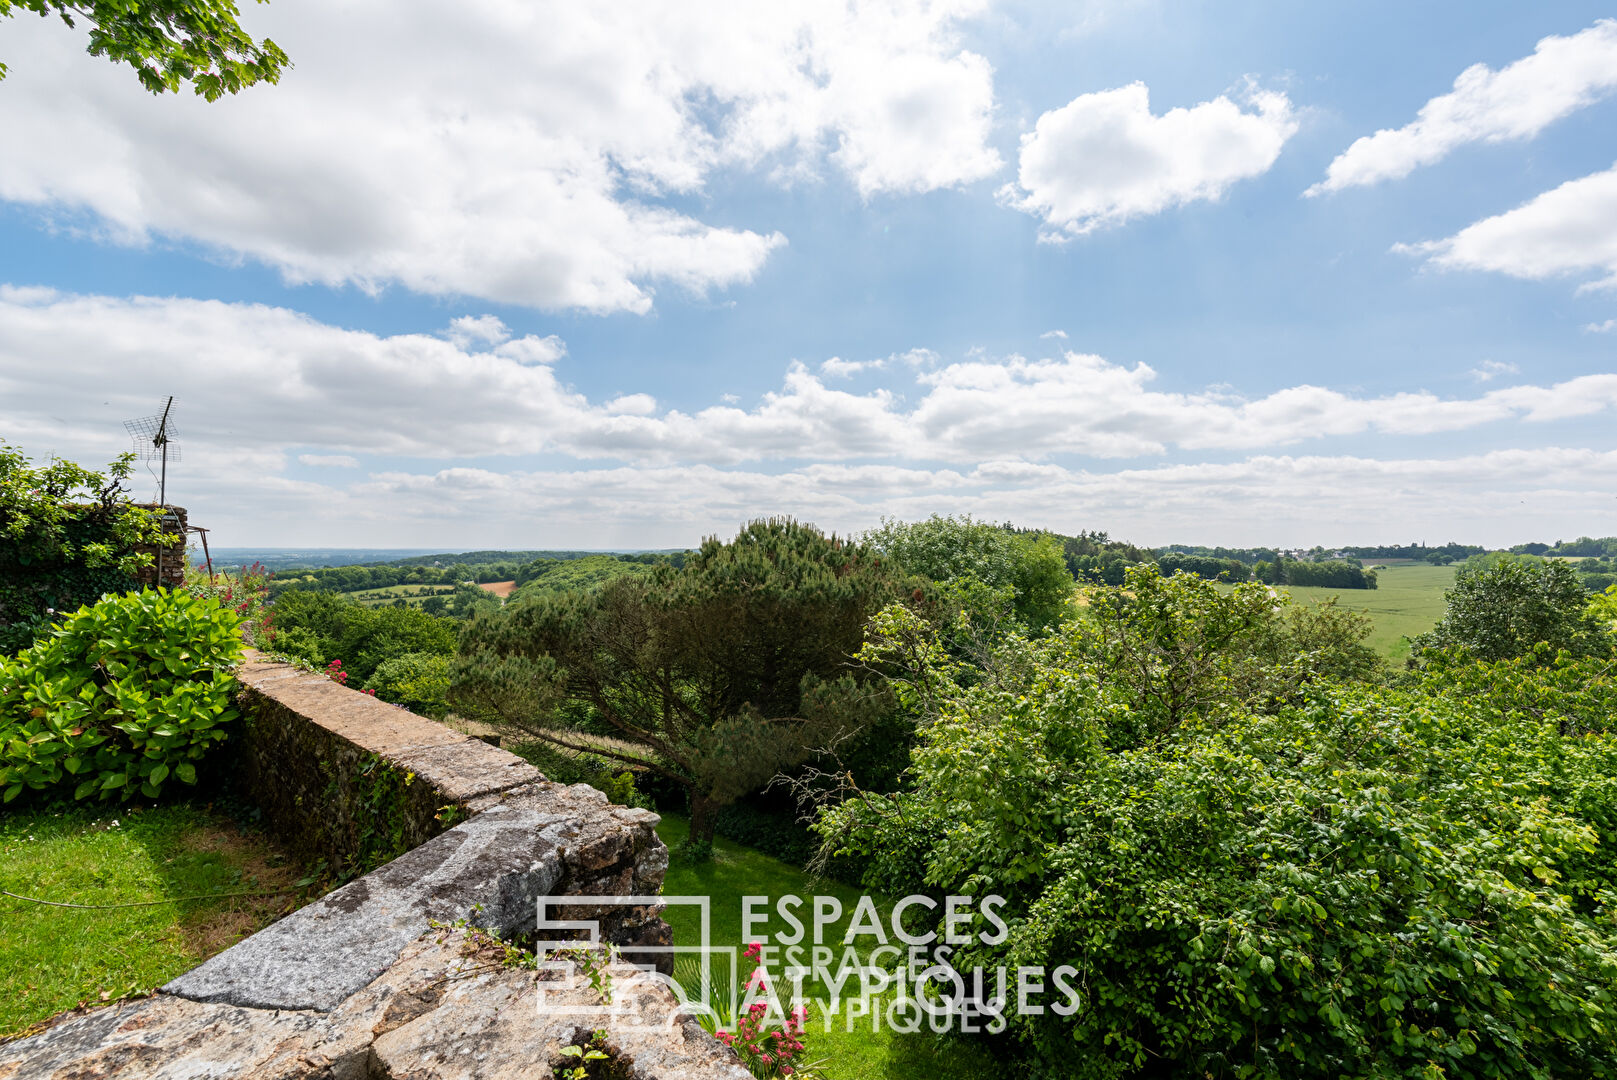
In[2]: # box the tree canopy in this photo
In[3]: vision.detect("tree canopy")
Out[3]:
[450,518,920,847]
[0,0,287,98]
[819,566,1617,1078]
[1417,557,1608,662]
[863,514,1073,632]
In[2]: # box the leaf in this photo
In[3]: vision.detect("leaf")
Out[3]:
[176,762,197,785]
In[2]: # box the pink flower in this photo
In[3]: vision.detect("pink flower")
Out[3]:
[743,942,762,960]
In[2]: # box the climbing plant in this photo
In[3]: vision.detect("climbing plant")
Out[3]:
[0,442,171,654]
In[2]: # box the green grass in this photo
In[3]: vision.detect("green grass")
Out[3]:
[1274,562,1456,661]
[657,813,1001,1080]
[0,802,314,1037]
[339,583,457,608]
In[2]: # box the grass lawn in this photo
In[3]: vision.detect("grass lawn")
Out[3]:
[1274,562,1456,661]
[656,813,1003,1080]
[0,802,316,1038]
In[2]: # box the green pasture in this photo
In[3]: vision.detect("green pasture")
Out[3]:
[1275,562,1456,661]
[338,583,455,607]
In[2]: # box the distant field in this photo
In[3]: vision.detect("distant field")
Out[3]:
[478,580,516,597]
[1277,563,1456,661]
[338,584,455,608]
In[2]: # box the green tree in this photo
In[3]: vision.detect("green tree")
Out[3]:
[1417,557,1605,662]
[1593,585,1617,635]
[820,576,1617,1078]
[863,515,1073,633]
[450,519,914,848]
[269,591,455,682]
[1,0,287,98]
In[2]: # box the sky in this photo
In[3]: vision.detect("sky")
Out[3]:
[2,0,1616,550]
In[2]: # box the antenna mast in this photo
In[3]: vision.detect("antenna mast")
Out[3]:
[123,398,183,585]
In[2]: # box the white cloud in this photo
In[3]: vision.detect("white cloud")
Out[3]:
[112,449,1617,550]
[1587,319,1617,333]
[1469,359,1520,382]
[604,393,658,416]
[445,315,511,349]
[6,287,1616,476]
[1310,20,1617,196]
[999,80,1298,238]
[298,454,360,468]
[1040,329,1068,339]
[1396,163,1617,291]
[820,356,886,378]
[0,0,1000,313]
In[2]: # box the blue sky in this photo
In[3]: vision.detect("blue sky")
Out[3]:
[2,0,1615,548]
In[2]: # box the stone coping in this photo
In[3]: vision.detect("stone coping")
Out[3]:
[0,651,740,1079]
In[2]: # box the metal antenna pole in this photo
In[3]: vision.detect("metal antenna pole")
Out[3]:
[157,396,173,507]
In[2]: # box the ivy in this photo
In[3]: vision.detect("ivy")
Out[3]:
[0,442,172,654]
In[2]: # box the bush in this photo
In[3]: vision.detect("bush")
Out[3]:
[822,572,1617,1077]
[0,589,244,803]
[508,740,651,809]
[363,651,452,717]
[0,443,170,654]
[269,591,456,683]
[1418,558,1607,662]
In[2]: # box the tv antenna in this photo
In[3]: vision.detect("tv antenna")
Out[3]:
[124,396,180,506]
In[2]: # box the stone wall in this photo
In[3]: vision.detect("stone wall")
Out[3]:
[131,504,188,588]
[0,654,746,1080]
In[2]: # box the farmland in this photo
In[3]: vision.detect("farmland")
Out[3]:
[338,583,455,608]
[1273,562,1457,660]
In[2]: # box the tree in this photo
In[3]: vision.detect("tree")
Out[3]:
[450,519,916,849]
[819,577,1617,1078]
[863,515,1073,633]
[0,0,287,99]
[1418,557,1605,662]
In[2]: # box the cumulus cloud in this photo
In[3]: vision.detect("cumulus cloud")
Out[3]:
[1310,20,1617,195]
[445,315,512,349]
[1395,164,1617,291]
[5,288,1616,475]
[999,80,1298,238]
[96,449,1617,550]
[1469,360,1520,382]
[0,0,1000,313]
[820,356,885,378]
[297,454,360,468]
[1588,319,1617,333]
[1040,329,1068,339]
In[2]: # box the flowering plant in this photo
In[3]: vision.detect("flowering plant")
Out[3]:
[184,561,275,649]
[712,943,824,1079]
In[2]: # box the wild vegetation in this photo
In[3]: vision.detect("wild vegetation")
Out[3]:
[450,519,920,848]
[6,439,1617,1079]
[814,566,1617,1079]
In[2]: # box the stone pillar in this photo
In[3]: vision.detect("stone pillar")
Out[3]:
[132,504,188,588]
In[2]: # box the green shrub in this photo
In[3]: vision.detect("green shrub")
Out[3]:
[822,572,1617,1078]
[0,589,244,803]
[1,442,170,654]
[363,651,452,717]
[269,591,455,682]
